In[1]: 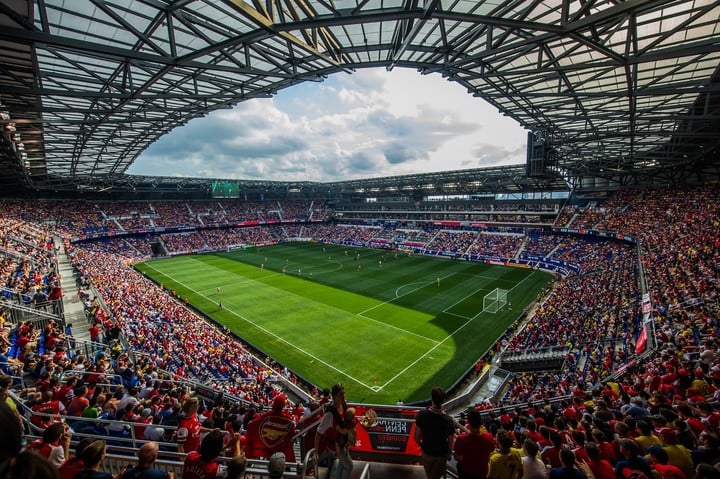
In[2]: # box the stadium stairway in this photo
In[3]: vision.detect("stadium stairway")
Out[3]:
[55,236,92,343]
[350,460,428,478]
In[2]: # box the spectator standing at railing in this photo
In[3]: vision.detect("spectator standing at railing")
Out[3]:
[177,397,209,454]
[414,387,456,479]
[453,409,495,479]
[314,383,350,479]
[245,393,295,461]
[89,322,101,343]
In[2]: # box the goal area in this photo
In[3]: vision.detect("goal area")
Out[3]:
[483,288,508,314]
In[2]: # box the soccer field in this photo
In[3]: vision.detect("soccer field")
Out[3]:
[135,242,553,404]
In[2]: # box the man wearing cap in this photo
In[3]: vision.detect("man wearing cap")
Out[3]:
[245,393,296,461]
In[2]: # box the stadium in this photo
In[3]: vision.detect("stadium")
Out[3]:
[1,1,719,479]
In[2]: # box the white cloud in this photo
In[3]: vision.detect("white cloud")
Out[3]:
[128,68,527,181]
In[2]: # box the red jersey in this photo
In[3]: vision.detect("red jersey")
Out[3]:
[31,400,64,428]
[653,463,687,479]
[454,431,495,479]
[245,410,296,461]
[182,451,223,479]
[177,413,202,453]
[588,459,616,479]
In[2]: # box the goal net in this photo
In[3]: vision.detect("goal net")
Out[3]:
[483,288,508,314]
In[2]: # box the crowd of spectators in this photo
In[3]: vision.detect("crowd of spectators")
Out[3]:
[424,231,478,256]
[522,233,567,258]
[0,199,330,239]
[67,245,288,406]
[334,199,560,225]
[0,184,719,479]
[500,184,719,407]
[502,240,639,402]
[0,218,61,311]
[467,233,526,259]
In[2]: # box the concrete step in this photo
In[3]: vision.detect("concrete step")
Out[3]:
[55,238,93,345]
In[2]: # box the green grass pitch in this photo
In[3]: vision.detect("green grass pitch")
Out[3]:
[135,242,553,404]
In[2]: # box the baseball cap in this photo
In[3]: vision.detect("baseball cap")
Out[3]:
[268,452,286,478]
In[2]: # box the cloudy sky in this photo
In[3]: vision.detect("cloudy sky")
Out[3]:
[127,68,528,182]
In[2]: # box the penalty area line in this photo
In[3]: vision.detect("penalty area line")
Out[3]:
[380,270,541,391]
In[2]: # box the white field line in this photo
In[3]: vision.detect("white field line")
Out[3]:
[146,257,539,393]
[353,271,458,344]
[142,263,376,391]
[379,270,539,390]
[193,259,344,294]
[355,313,440,345]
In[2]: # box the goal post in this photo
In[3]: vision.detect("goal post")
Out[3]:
[483,288,509,314]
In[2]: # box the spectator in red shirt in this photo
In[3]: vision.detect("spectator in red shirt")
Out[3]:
[542,430,565,468]
[454,410,495,479]
[67,385,90,418]
[177,397,209,454]
[586,442,616,479]
[88,323,101,343]
[182,430,226,479]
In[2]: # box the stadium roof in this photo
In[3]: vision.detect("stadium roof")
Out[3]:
[1,0,720,195]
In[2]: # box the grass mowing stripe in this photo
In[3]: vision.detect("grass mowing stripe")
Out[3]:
[143,257,445,391]
[137,243,554,403]
[142,262,376,390]
[354,312,440,345]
